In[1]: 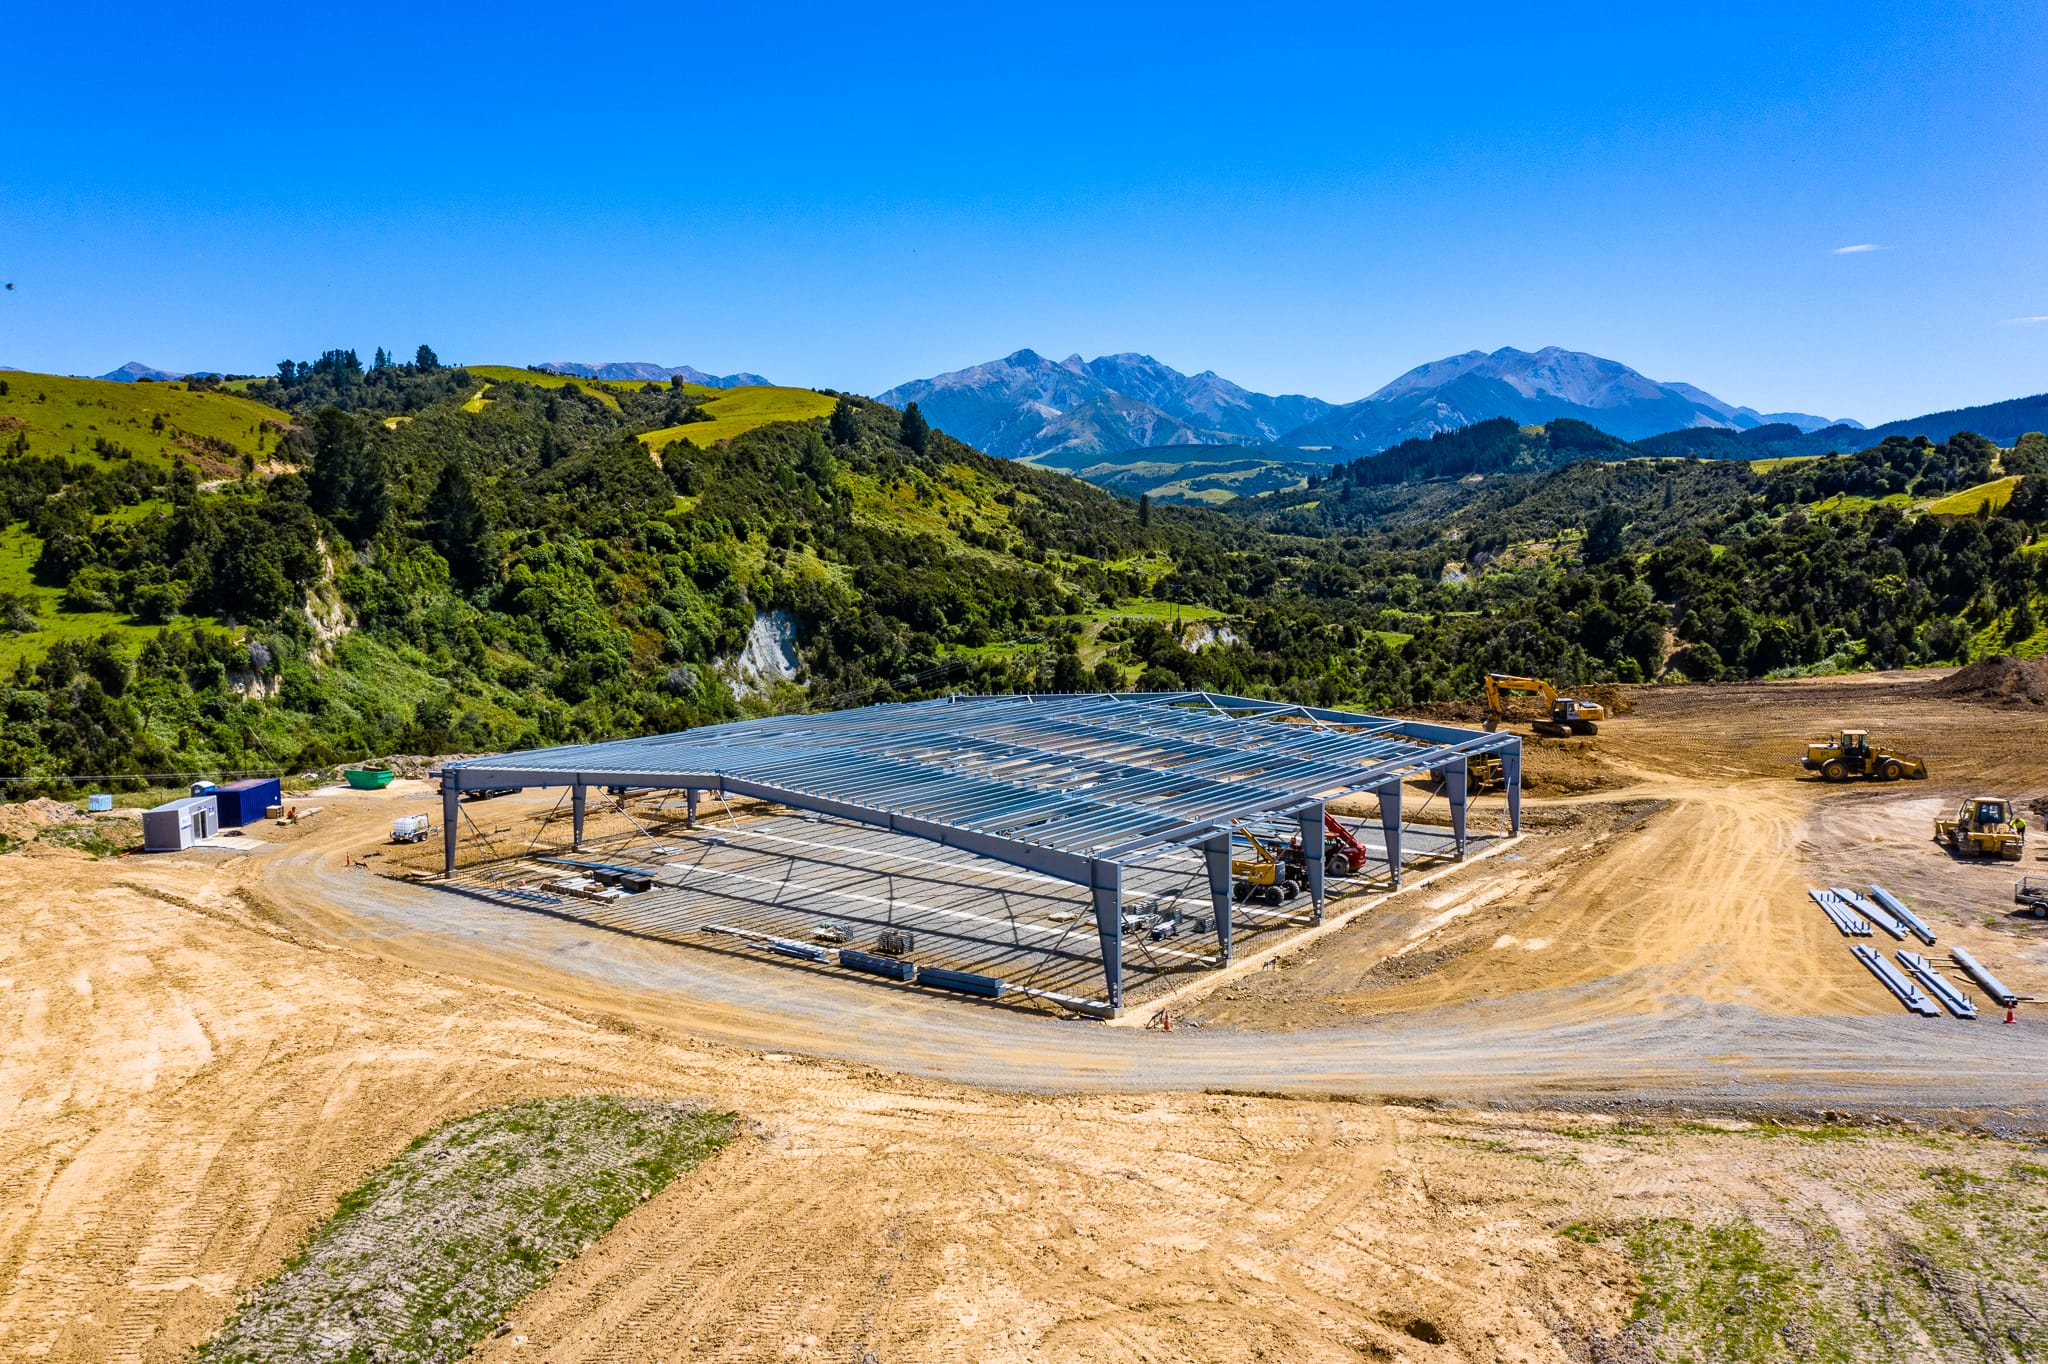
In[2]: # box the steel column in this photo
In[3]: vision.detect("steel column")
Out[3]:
[1299,802,1327,922]
[1376,779,1404,887]
[1203,832,1233,962]
[1502,740,1522,834]
[1441,757,1468,857]
[442,780,459,876]
[685,788,699,828]
[1091,860,1123,1011]
[572,783,587,848]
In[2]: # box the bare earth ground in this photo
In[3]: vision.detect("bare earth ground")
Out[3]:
[3,671,2047,1361]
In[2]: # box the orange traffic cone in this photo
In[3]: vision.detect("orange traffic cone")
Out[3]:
[2005,1007,2018,1025]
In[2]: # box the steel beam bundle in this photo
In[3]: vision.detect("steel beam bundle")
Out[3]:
[700,923,830,962]
[1808,887,1871,936]
[1868,885,1936,945]
[1832,887,1905,940]
[1850,945,1942,1016]
[1897,952,1978,1019]
[439,691,1520,1010]
[1948,946,2018,1008]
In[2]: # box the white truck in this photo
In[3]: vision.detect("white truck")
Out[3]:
[391,814,432,844]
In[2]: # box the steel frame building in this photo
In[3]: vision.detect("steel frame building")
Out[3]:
[439,691,1521,1010]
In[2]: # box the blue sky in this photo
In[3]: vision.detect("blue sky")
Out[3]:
[2,2,2042,423]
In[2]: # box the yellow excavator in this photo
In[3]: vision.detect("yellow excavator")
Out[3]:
[1484,673,1605,738]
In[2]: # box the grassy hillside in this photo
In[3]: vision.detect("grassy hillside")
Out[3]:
[641,386,837,451]
[1924,475,2020,516]
[463,365,717,414]
[0,371,292,474]
[0,342,2040,791]
[1028,443,1329,505]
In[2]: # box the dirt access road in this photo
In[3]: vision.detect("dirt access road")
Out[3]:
[4,670,2048,1361]
[267,671,2048,1111]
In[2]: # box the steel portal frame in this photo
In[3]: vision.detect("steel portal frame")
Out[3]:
[438,691,1522,1010]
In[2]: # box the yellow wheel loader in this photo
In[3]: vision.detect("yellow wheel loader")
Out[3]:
[1484,673,1604,738]
[1801,729,1928,782]
[1935,797,2025,860]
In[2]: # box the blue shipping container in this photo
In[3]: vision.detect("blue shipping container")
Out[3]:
[214,778,282,827]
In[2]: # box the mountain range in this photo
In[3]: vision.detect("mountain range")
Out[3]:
[535,360,770,388]
[99,361,186,382]
[880,346,1859,464]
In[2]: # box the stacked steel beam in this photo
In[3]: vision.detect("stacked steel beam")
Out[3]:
[1850,945,1942,1016]
[1808,887,1871,936]
[1949,946,2018,1008]
[1898,952,1977,1018]
[1833,887,1905,940]
[1868,885,1936,944]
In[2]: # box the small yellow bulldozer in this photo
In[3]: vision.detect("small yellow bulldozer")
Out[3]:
[1935,797,2025,860]
[1801,730,1928,782]
[1483,673,1604,738]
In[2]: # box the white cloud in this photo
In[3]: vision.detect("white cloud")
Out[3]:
[1832,243,1885,254]
[2004,315,2048,325]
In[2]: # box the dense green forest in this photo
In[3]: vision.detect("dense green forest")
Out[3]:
[0,352,2041,790]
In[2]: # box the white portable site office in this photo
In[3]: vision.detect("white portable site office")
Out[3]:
[143,794,219,852]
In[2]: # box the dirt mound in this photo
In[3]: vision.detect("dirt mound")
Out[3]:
[0,797,94,838]
[1919,655,2048,705]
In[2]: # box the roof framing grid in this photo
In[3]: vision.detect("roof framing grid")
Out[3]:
[438,691,1522,1012]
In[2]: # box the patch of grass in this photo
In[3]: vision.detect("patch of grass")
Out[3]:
[98,498,171,527]
[1435,1133,1579,1165]
[1808,491,1913,514]
[1623,1218,1835,1360]
[199,1096,736,1364]
[640,386,837,451]
[1081,599,1225,624]
[461,366,705,415]
[32,819,142,858]
[0,522,225,670]
[1750,454,1824,473]
[464,364,705,397]
[1924,475,2020,517]
[0,371,291,472]
[1594,1158,2048,1361]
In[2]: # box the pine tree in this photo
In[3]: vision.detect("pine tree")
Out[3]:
[414,343,440,373]
[307,407,389,543]
[830,397,861,447]
[427,458,492,589]
[1584,505,1626,563]
[898,401,930,455]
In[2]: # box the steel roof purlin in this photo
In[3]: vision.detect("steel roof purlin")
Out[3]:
[440,691,1521,884]
[435,691,1522,1012]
